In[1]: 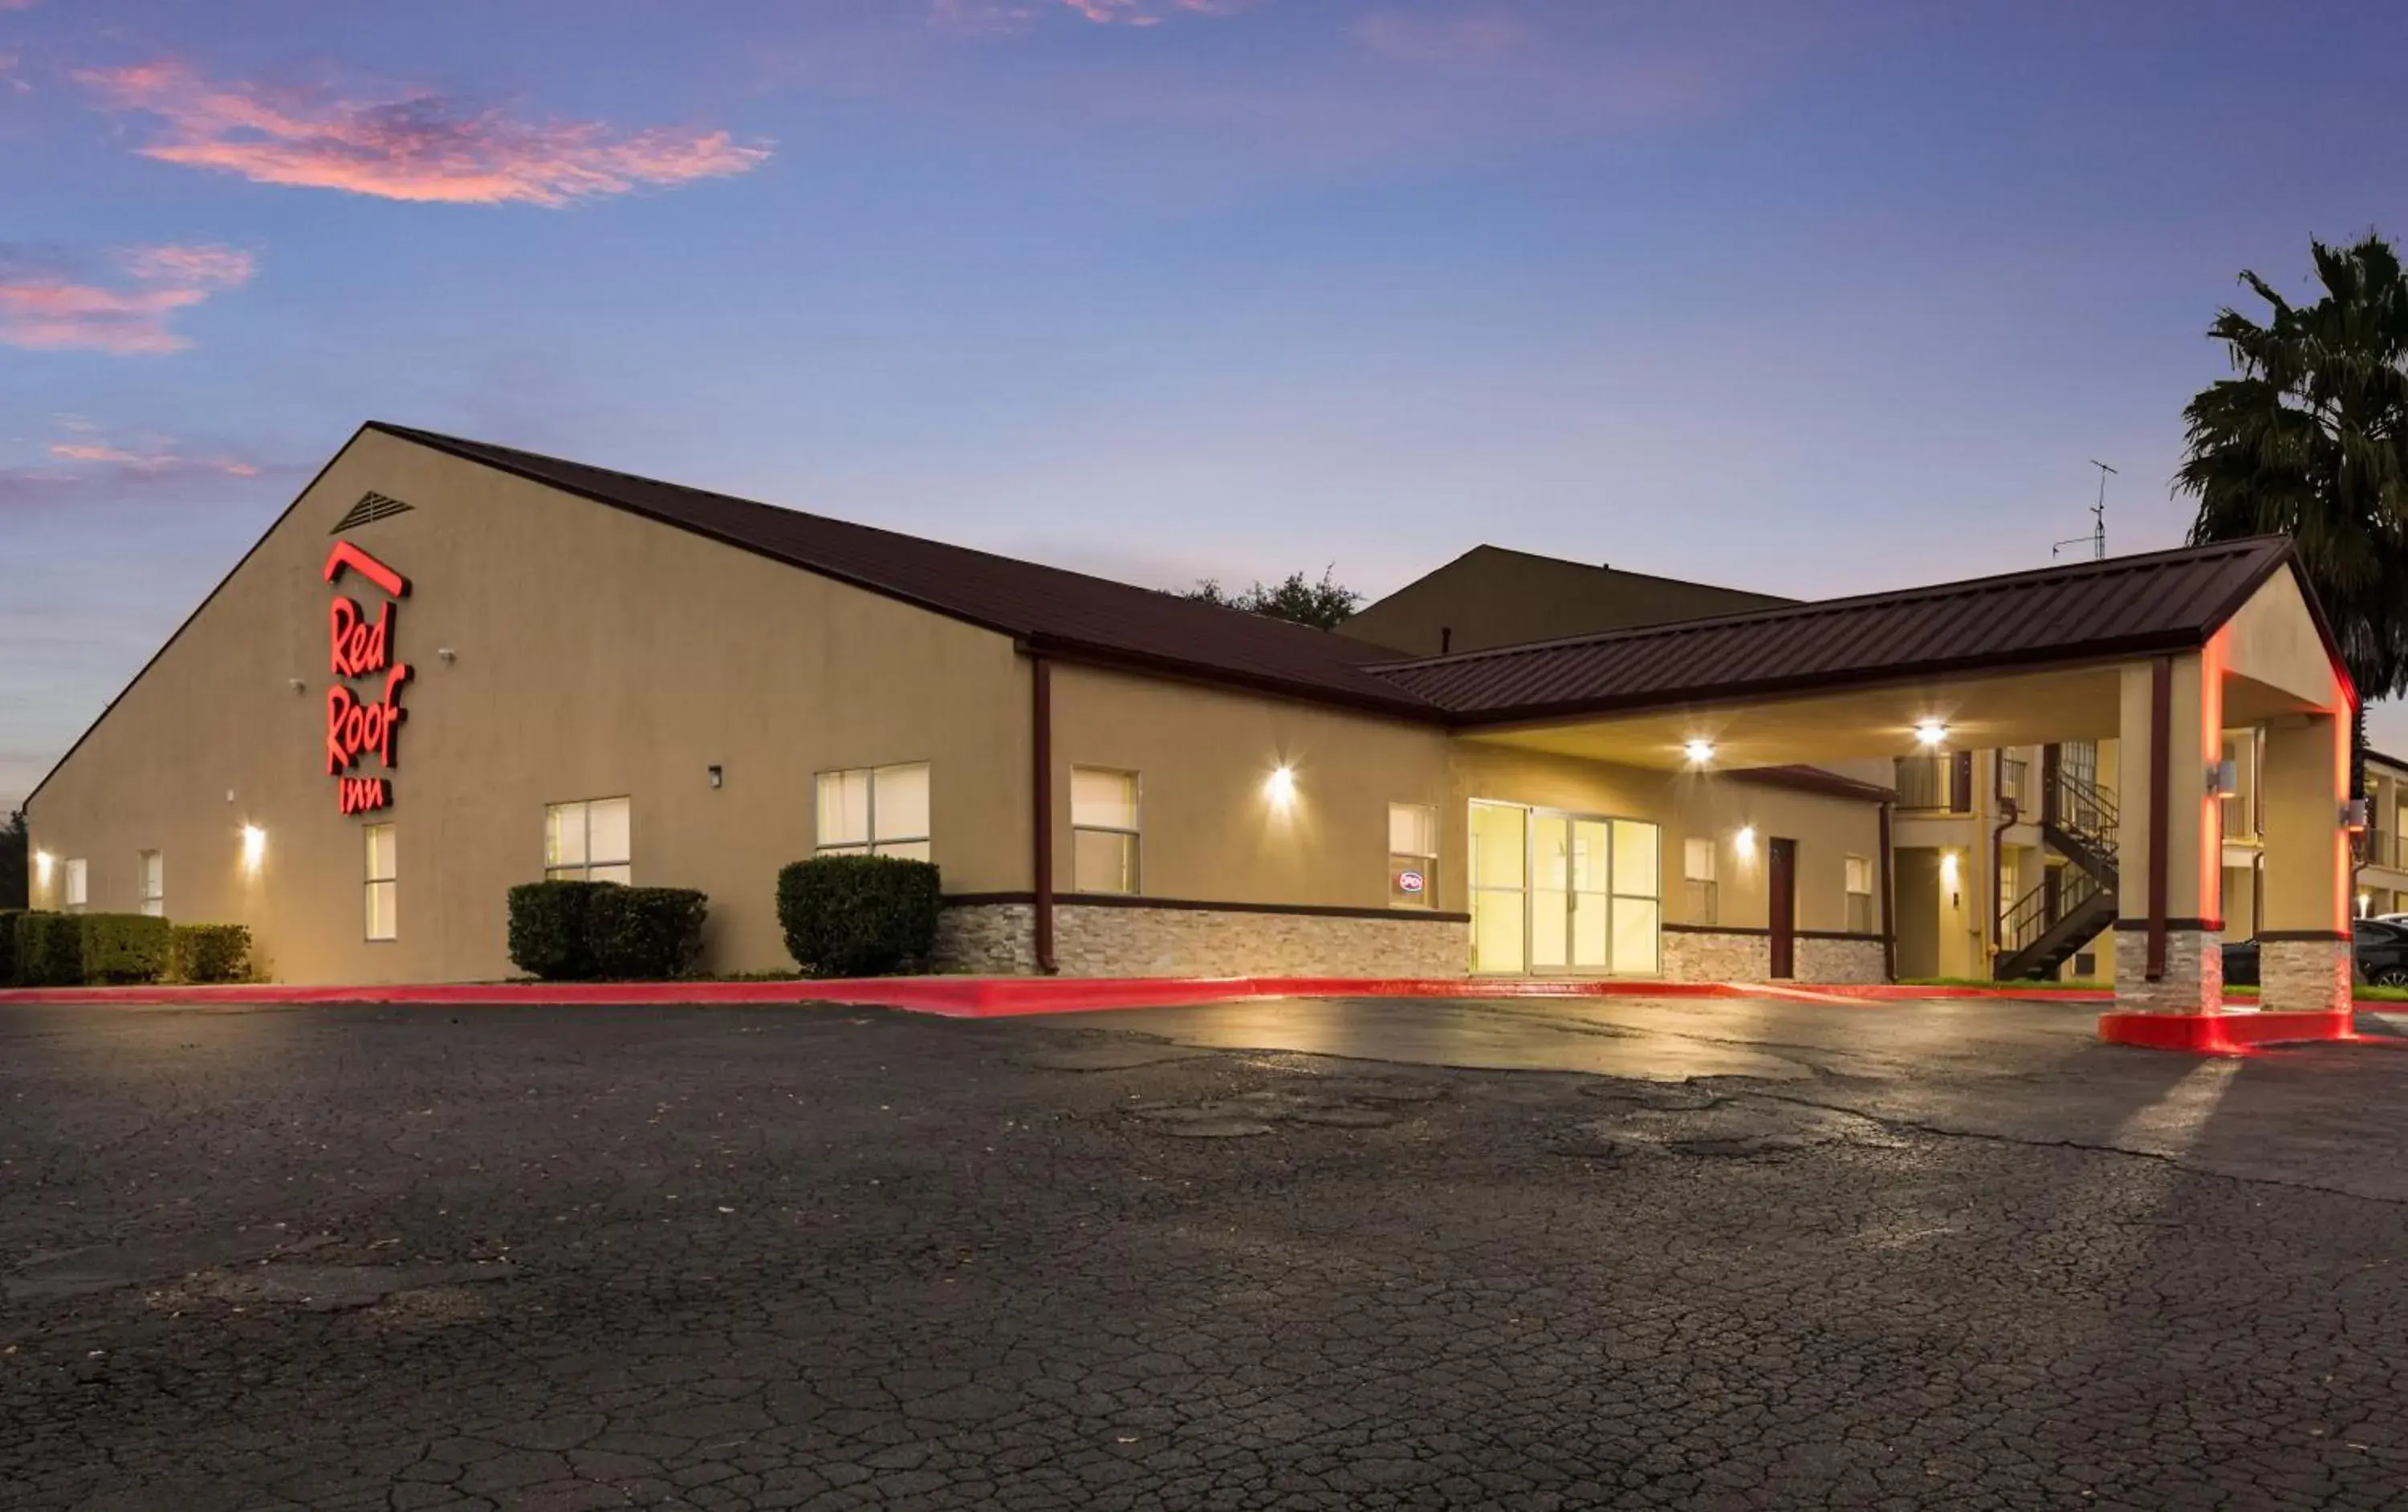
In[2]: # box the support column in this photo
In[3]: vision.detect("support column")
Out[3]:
[2110,655,2222,1014]
[2257,711,2352,1014]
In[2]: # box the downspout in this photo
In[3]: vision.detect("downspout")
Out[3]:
[1878,799,1896,982]
[1991,750,2017,973]
[1031,654,1057,975]
[2146,655,2172,981]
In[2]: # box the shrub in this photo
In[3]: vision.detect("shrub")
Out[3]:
[587,887,709,979]
[14,912,84,987]
[776,856,942,978]
[0,909,18,986]
[507,880,611,981]
[80,912,171,985]
[170,924,252,985]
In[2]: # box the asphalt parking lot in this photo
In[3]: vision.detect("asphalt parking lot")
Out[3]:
[6,993,2408,1510]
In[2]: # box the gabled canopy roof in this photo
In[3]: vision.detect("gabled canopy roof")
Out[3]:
[1369,537,2324,724]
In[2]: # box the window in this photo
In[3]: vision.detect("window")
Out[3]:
[1072,768,1141,895]
[63,858,87,913]
[138,851,165,918]
[1845,854,1876,934]
[816,762,931,861]
[1389,803,1438,908]
[545,798,632,884]
[1683,836,1717,925]
[364,825,397,941]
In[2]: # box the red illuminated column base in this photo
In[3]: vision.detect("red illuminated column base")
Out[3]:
[2097,1008,2353,1053]
[2258,937,2353,1015]
[2109,926,2222,1015]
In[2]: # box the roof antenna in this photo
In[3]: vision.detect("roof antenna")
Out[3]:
[2052,461,2114,560]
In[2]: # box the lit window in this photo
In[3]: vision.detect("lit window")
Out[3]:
[365,824,397,941]
[816,763,932,861]
[63,858,87,913]
[138,851,165,918]
[1389,803,1438,908]
[1072,767,1141,895]
[1845,854,1876,934]
[545,798,633,884]
[1683,836,1717,925]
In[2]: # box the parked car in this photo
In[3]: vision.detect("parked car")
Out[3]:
[2221,919,2408,988]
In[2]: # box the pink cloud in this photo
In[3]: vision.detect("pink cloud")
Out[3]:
[46,441,258,477]
[75,58,772,206]
[2,426,279,506]
[0,242,255,355]
[1353,12,1527,62]
[935,0,1246,30]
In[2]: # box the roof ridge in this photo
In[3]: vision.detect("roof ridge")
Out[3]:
[1371,535,2292,671]
[367,421,1385,652]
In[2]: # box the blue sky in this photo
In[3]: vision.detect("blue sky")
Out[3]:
[3,0,2405,806]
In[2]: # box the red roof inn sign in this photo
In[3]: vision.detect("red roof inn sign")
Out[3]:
[323,541,410,815]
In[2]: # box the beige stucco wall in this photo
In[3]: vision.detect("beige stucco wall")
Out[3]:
[26,430,1032,983]
[1047,663,1454,912]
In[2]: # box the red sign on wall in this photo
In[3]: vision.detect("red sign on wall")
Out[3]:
[323,541,411,815]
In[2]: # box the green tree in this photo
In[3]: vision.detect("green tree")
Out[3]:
[0,810,25,911]
[2178,233,2408,795]
[1180,567,1361,631]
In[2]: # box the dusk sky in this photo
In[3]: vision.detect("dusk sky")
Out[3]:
[4,0,2405,807]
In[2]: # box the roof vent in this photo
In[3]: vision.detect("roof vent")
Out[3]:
[332,491,413,532]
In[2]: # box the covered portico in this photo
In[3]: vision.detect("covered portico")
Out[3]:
[1381,538,2357,1043]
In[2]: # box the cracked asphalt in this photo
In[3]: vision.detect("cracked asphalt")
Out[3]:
[7,995,2408,1510]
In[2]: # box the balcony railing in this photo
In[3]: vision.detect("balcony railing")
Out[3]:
[2362,830,2408,873]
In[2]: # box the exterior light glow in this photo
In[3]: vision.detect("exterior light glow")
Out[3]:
[34,851,52,884]
[241,825,266,872]
[1266,765,1296,807]
[1914,720,1949,748]
[1734,826,1756,860]
[1683,738,1715,766]
[1941,851,1960,885]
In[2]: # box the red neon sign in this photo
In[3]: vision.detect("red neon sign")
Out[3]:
[322,541,410,815]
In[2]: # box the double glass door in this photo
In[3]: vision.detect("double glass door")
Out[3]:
[1470,802,1661,976]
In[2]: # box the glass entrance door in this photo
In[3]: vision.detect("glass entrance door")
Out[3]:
[1469,801,1527,974]
[1470,803,1658,976]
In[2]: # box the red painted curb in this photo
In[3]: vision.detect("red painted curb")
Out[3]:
[2097,1008,2357,1054]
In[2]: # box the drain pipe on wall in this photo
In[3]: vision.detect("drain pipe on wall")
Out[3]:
[1991,748,2018,967]
[1031,652,1058,975]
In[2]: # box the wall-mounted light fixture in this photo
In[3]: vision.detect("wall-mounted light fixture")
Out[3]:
[34,851,52,886]
[2345,798,2369,831]
[1265,764,1297,809]
[1914,719,1949,749]
[708,765,724,790]
[1683,738,1716,766]
[2207,758,2239,798]
[1734,825,1757,860]
[241,824,266,872]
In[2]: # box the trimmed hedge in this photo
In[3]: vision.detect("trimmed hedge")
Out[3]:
[81,912,171,984]
[171,924,252,985]
[0,909,18,986]
[588,886,709,980]
[776,856,942,978]
[508,880,609,981]
[510,881,709,981]
[14,912,83,987]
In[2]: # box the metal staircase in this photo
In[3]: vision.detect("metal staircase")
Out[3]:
[1993,756,2120,981]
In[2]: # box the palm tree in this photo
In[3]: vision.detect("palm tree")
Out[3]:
[2178,233,2408,797]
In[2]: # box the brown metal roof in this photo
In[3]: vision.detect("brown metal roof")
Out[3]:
[371,424,1442,718]
[1369,538,2314,723]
